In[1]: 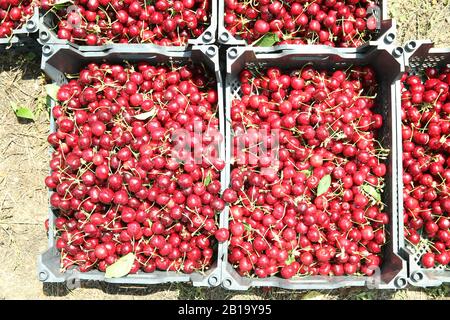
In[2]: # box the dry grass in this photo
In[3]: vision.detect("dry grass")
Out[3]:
[389,0,450,47]
[0,1,450,299]
[0,50,49,299]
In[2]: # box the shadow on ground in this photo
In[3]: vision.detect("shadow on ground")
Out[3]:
[41,281,424,300]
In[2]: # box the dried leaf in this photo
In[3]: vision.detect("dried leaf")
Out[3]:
[45,84,60,101]
[105,253,135,278]
[134,109,157,120]
[302,291,325,300]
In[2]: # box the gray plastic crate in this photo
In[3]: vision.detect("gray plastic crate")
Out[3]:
[397,40,450,287]
[220,45,408,290]
[0,6,39,46]
[38,45,226,288]
[218,0,397,50]
[38,1,217,50]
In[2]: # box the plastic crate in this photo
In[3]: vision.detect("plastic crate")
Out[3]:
[218,0,397,50]
[0,7,39,46]
[220,45,408,290]
[398,40,450,287]
[37,45,226,287]
[38,1,217,50]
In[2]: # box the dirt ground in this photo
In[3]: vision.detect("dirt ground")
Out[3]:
[1,1,450,300]
[389,0,450,47]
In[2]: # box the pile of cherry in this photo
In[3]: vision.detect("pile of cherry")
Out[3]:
[0,0,35,38]
[222,65,390,278]
[224,0,380,47]
[401,67,450,269]
[45,61,227,274]
[40,0,211,46]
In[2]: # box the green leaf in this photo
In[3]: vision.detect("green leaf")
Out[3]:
[15,107,35,120]
[317,174,331,196]
[105,253,135,279]
[51,0,74,10]
[45,84,60,101]
[204,171,212,186]
[285,254,295,265]
[252,32,279,47]
[301,168,312,178]
[362,184,381,203]
[25,52,36,61]
[353,291,376,300]
[134,109,157,120]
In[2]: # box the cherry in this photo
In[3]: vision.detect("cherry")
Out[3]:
[280,264,297,279]
[422,253,435,268]
[94,244,108,260]
[99,188,114,204]
[222,188,238,203]
[214,228,230,242]
[95,164,109,180]
[309,154,323,168]
[436,251,450,265]
[91,121,106,136]
[254,20,270,34]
